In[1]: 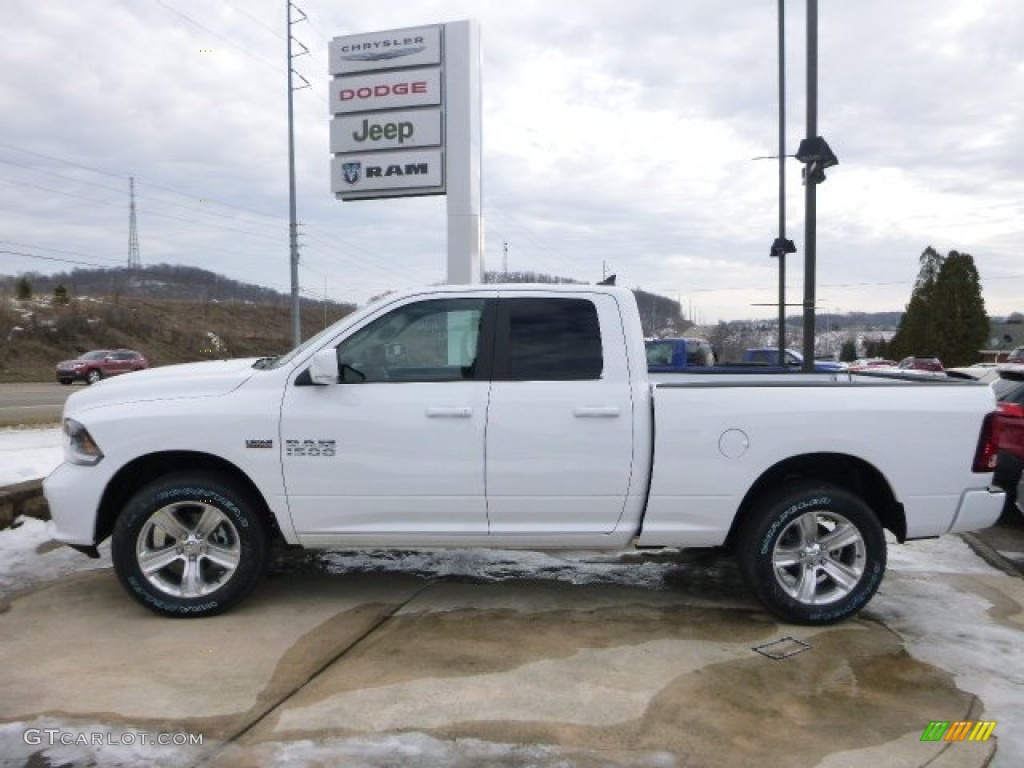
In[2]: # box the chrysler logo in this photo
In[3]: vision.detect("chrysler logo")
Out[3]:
[341,46,426,62]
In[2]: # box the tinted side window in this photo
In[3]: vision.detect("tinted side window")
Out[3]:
[497,298,603,381]
[335,298,487,383]
[646,341,673,367]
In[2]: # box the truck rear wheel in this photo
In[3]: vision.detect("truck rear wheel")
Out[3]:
[737,482,886,625]
[111,472,268,617]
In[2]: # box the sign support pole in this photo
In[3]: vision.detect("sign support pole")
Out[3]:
[443,20,483,284]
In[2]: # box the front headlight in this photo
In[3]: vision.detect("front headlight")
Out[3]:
[63,418,104,466]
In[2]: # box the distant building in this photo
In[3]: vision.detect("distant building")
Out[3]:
[981,315,1024,362]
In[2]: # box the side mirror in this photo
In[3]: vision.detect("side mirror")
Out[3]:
[308,348,340,385]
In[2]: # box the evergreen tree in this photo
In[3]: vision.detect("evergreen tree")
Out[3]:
[16,277,32,300]
[840,339,858,362]
[889,246,988,365]
[863,338,890,358]
[890,246,944,359]
[933,251,988,366]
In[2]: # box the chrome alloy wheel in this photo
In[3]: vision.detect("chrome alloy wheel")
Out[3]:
[135,502,242,598]
[771,510,867,605]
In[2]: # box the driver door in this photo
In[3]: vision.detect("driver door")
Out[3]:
[280,295,495,541]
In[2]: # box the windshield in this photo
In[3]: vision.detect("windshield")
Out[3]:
[263,322,344,370]
[81,350,108,360]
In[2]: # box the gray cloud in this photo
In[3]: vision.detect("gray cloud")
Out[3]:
[1,0,1022,323]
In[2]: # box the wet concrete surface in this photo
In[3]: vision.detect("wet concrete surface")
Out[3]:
[1,544,1014,768]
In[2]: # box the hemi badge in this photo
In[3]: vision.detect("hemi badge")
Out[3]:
[246,439,273,449]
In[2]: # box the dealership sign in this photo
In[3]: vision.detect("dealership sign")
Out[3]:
[329,25,447,200]
[328,20,481,285]
[331,149,443,192]
[329,25,441,75]
[331,110,443,153]
[329,68,441,114]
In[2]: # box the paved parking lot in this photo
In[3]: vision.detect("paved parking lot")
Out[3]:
[1,536,1020,768]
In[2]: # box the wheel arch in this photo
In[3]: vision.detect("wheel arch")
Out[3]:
[95,451,282,546]
[724,452,906,549]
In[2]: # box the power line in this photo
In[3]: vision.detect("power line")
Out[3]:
[0,141,286,224]
[220,0,284,40]
[153,0,278,71]
[0,249,118,271]
[0,142,124,180]
[0,240,123,265]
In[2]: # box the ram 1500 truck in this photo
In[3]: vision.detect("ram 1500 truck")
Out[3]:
[44,284,1005,624]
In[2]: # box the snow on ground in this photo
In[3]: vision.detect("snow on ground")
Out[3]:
[0,426,62,485]
[873,536,1024,767]
[0,517,111,597]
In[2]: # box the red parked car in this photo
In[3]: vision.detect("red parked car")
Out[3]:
[897,356,944,372]
[991,367,1024,522]
[55,349,149,385]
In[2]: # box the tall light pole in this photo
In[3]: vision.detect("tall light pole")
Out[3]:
[286,1,310,347]
[795,0,838,371]
[801,0,818,371]
[770,0,796,366]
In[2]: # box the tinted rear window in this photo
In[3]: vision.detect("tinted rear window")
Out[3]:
[498,298,603,381]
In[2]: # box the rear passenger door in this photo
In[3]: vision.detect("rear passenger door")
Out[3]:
[485,293,635,535]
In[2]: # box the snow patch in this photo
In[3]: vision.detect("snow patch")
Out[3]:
[0,426,62,485]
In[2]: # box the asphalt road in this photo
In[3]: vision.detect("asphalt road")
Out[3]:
[0,382,71,426]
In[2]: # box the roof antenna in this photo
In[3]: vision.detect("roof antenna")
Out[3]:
[598,274,616,286]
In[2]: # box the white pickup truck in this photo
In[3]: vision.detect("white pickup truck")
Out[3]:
[44,284,1005,624]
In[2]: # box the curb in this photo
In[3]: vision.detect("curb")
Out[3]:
[960,530,1024,580]
[0,479,49,531]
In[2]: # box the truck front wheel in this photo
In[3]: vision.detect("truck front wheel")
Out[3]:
[737,483,886,625]
[111,472,269,617]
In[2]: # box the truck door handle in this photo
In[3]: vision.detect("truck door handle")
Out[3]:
[426,407,473,418]
[573,406,621,418]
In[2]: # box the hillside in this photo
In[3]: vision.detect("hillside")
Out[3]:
[0,294,353,382]
[0,264,321,306]
[0,264,361,382]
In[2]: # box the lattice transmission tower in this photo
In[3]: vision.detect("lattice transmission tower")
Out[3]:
[128,176,141,269]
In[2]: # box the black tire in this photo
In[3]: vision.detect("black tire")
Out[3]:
[86,369,103,385]
[58,379,72,386]
[112,472,269,617]
[736,482,886,625]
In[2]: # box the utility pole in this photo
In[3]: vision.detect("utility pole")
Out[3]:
[287,1,310,347]
[503,241,509,276]
[128,176,140,270]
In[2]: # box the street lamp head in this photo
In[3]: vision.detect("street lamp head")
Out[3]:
[795,136,839,167]
[770,237,797,258]
[795,136,839,185]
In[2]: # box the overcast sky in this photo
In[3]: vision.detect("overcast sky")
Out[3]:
[1,0,1022,324]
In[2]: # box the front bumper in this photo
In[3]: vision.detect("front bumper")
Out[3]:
[42,461,110,547]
